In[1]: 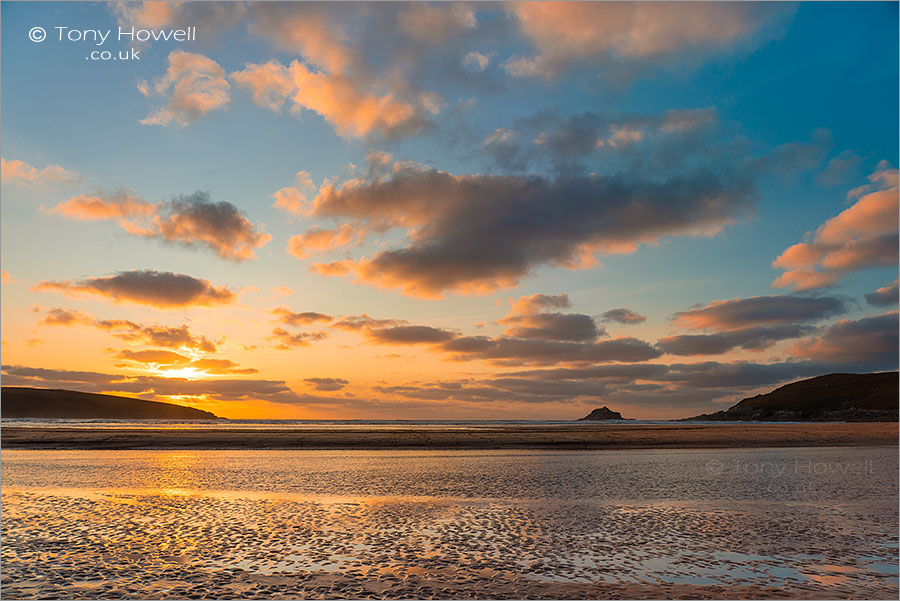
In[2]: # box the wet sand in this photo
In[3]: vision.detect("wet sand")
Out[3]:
[2,447,897,600]
[1,422,896,449]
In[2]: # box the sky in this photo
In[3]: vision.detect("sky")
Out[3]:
[1,1,897,420]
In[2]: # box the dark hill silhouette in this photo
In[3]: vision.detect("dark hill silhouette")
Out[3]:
[1,387,219,420]
[683,372,898,422]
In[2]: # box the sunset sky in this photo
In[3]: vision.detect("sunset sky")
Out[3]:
[1,1,897,420]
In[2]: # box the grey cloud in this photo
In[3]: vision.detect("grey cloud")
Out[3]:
[33,270,236,309]
[272,307,334,325]
[304,377,350,391]
[600,308,647,324]
[367,325,457,345]
[791,312,898,368]
[866,280,899,307]
[672,294,846,330]
[656,324,815,356]
[312,165,756,298]
[500,312,602,342]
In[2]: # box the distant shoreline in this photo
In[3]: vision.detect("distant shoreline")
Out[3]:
[2,422,896,450]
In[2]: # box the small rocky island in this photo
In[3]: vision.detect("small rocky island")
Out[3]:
[578,406,630,421]
[1,387,220,420]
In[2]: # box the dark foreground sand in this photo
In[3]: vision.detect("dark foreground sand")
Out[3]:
[1,422,896,449]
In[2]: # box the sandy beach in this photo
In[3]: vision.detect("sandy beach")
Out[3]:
[1,422,896,449]
[3,447,897,599]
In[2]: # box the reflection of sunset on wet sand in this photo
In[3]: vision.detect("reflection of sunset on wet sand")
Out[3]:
[2,448,898,599]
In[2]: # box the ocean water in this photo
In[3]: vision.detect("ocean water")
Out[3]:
[1,446,897,599]
[1,417,753,430]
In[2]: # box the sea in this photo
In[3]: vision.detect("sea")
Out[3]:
[1,417,749,430]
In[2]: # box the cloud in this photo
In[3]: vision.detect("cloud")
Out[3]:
[657,360,827,390]
[333,298,658,366]
[657,324,816,356]
[600,308,647,324]
[304,377,349,392]
[773,162,899,290]
[50,189,158,221]
[272,307,333,326]
[230,60,296,112]
[307,160,755,298]
[817,150,863,187]
[508,293,571,315]
[33,270,235,309]
[366,325,457,345]
[117,349,191,366]
[396,2,476,44]
[789,312,899,368]
[1,157,83,186]
[115,347,257,376]
[1,364,301,405]
[464,51,491,72]
[504,2,783,78]
[0,271,13,284]
[40,307,93,326]
[440,335,662,366]
[39,307,218,352]
[287,224,357,259]
[228,2,460,139]
[271,170,316,215]
[112,1,246,34]
[140,51,231,126]
[188,358,258,375]
[143,192,272,261]
[499,312,602,342]
[51,190,271,261]
[654,294,848,356]
[866,279,899,307]
[232,59,430,138]
[331,314,407,331]
[268,327,328,350]
[672,295,846,331]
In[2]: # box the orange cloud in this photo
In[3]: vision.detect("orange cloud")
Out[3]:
[230,56,427,138]
[118,349,191,366]
[1,271,14,284]
[508,293,571,316]
[50,190,271,262]
[230,60,295,111]
[268,327,328,350]
[232,6,439,139]
[39,307,217,352]
[271,170,316,215]
[33,270,236,309]
[287,224,357,259]
[50,190,157,221]
[773,162,899,290]
[1,157,82,186]
[140,51,231,126]
[288,60,424,138]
